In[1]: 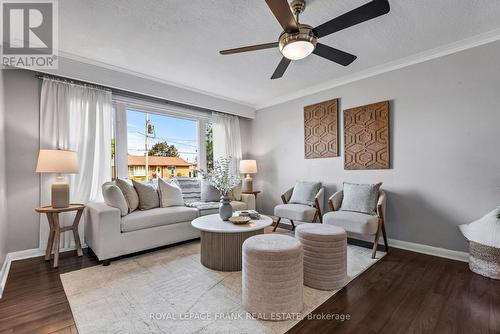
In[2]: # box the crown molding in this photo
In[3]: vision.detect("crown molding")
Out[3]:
[255,28,500,110]
[57,51,256,109]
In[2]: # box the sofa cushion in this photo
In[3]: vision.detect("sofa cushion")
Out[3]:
[102,182,128,217]
[115,178,139,213]
[121,206,199,233]
[340,182,382,215]
[289,181,321,206]
[158,178,184,207]
[132,180,160,210]
[230,200,247,212]
[323,211,379,235]
[274,204,317,222]
[201,179,220,202]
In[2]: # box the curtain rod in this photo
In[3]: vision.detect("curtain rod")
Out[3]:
[36,73,112,92]
[34,72,235,117]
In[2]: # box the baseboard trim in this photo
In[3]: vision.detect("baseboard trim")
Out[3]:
[0,257,11,299]
[0,245,87,299]
[388,238,469,263]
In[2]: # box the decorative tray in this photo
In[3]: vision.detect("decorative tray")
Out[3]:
[229,216,251,225]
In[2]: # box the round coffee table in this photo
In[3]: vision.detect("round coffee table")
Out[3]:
[191,213,273,272]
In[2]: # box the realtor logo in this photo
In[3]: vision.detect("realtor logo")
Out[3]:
[1,0,58,69]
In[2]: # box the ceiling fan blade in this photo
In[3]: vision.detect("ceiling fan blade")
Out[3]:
[314,0,390,38]
[219,42,279,55]
[313,43,357,66]
[265,0,298,31]
[271,57,291,79]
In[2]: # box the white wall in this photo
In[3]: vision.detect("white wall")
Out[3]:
[251,41,500,252]
[0,69,8,271]
[3,70,41,252]
[239,118,253,159]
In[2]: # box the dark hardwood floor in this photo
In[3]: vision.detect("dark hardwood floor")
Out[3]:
[0,249,99,334]
[0,245,499,334]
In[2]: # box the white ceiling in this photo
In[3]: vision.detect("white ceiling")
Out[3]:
[58,0,500,108]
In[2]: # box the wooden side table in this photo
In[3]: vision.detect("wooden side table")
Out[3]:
[242,191,261,202]
[35,204,85,268]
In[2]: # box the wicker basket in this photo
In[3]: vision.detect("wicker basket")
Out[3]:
[469,241,500,280]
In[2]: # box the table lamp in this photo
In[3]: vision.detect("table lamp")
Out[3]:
[36,149,79,208]
[239,160,257,193]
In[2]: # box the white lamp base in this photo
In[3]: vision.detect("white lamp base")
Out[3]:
[52,177,70,208]
[242,174,253,193]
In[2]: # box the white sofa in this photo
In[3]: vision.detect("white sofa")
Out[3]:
[85,178,255,264]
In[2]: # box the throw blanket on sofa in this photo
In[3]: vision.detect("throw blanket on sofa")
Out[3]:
[175,178,202,203]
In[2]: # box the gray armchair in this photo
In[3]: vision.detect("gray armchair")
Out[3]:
[324,190,388,258]
[273,186,324,231]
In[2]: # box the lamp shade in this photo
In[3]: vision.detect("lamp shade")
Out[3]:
[239,160,257,174]
[36,149,79,174]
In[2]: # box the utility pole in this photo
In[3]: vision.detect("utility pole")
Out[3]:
[145,112,149,181]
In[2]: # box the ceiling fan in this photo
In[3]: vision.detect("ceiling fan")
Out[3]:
[219,0,390,79]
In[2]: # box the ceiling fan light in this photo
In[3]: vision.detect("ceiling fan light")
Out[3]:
[282,40,314,60]
[279,24,317,61]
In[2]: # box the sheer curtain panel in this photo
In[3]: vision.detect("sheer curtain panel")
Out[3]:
[212,112,242,176]
[39,78,112,250]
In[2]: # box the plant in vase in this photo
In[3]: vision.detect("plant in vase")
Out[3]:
[199,157,240,221]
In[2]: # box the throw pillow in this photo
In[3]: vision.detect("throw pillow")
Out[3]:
[340,182,382,215]
[102,182,128,217]
[158,178,184,207]
[229,185,242,202]
[115,178,139,213]
[289,181,322,206]
[132,180,160,210]
[201,179,220,202]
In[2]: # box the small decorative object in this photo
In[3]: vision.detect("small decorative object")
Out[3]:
[304,98,339,159]
[459,207,500,279]
[239,210,261,220]
[200,157,240,221]
[229,216,251,225]
[344,100,390,170]
[35,149,79,208]
[239,160,257,193]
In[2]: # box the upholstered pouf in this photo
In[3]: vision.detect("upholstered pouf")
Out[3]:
[295,224,347,290]
[242,234,303,320]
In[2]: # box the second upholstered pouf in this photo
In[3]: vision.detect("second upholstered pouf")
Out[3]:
[295,223,347,290]
[242,234,303,321]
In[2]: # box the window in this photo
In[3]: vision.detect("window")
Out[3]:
[115,103,208,181]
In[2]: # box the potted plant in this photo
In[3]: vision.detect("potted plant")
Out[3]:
[199,157,240,221]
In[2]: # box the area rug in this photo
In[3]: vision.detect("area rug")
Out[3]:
[61,229,385,334]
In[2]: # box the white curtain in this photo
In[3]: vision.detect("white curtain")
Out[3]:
[212,112,242,175]
[39,78,112,250]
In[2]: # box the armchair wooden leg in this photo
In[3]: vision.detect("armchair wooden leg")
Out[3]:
[312,211,318,224]
[381,223,389,252]
[290,220,296,230]
[318,209,323,224]
[273,217,281,232]
[371,222,382,259]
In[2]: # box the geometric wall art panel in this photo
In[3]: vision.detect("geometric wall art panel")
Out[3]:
[344,100,390,170]
[304,98,338,159]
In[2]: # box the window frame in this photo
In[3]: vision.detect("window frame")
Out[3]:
[112,95,210,180]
